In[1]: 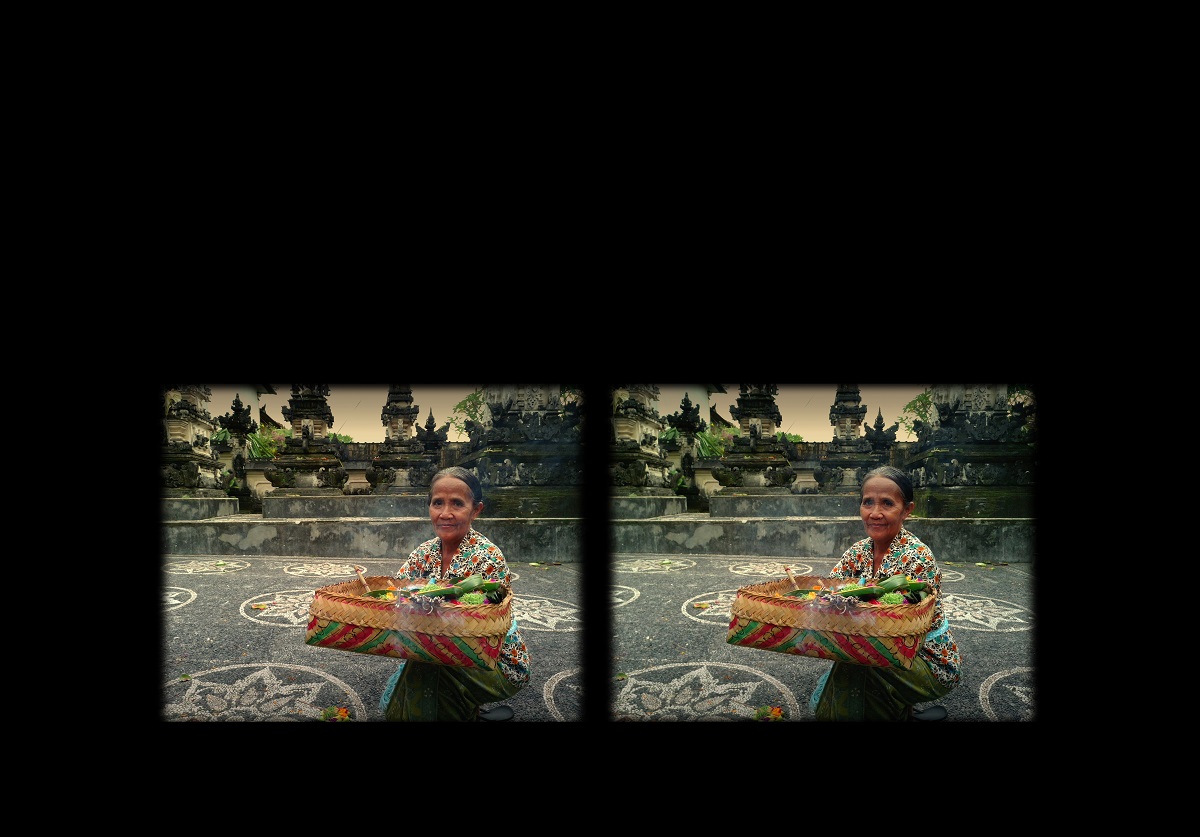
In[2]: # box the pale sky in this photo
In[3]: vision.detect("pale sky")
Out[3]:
[203,384,928,445]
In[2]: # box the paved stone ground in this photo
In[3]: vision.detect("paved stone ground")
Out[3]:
[160,546,1034,724]
[608,552,1035,723]
[161,556,586,722]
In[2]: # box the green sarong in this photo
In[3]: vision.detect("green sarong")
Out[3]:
[384,660,522,722]
[813,656,951,722]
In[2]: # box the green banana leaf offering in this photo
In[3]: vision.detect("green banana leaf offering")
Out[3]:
[783,574,929,604]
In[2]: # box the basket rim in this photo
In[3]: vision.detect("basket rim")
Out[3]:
[314,575,513,609]
[736,575,933,608]
[309,575,514,636]
[730,575,936,637]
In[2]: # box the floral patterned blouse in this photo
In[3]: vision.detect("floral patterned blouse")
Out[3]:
[828,527,962,689]
[395,527,531,688]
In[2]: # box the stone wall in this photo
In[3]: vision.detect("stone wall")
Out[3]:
[162,514,1034,564]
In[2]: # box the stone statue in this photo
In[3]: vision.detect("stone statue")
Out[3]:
[863,408,898,453]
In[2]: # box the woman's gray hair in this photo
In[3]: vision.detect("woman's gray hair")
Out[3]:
[861,465,914,504]
[428,466,484,506]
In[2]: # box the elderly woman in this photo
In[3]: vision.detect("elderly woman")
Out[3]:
[811,466,962,721]
[381,466,530,721]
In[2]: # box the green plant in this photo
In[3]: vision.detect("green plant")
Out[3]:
[696,429,726,458]
[898,388,933,437]
[663,467,690,493]
[449,389,487,437]
[658,427,728,458]
[246,430,280,459]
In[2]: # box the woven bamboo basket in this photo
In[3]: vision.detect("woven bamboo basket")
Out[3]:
[727,576,936,669]
[305,575,513,670]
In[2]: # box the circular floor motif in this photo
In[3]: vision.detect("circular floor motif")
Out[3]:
[164,587,197,611]
[513,595,582,631]
[979,666,1035,721]
[542,667,583,721]
[729,560,817,577]
[613,557,697,574]
[940,569,966,583]
[165,559,251,575]
[612,662,802,721]
[283,561,374,578]
[162,663,368,721]
[943,593,1033,632]
[279,562,522,585]
[611,585,640,608]
[243,590,318,626]
[681,590,740,625]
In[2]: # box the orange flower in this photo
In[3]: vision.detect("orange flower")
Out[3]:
[320,706,352,722]
[753,705,787,721]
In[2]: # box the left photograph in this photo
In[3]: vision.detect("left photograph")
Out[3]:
[161,384,586,722]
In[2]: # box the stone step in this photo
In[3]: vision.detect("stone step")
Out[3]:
[161,513,1034,564]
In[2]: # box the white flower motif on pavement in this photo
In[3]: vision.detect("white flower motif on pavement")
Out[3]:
[164,587,196,611]
[943,593,1032,632]
[681,590,740,625]
[543,667,584,721]
[730,561,816,578]
[162,663,367,721]
[613,663,801,721]
[243,591,316,626]
[513,595,582,631]
[166,559,251,574]
[980,667,1035,721]
[613,557,696,574]
[283,561,372,579]
[280,562,521,585]
[612,585,640,608]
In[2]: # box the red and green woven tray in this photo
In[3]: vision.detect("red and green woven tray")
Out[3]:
[305,575,512,669]
[727,576,936,669]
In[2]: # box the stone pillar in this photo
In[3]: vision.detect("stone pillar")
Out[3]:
[663,390,707,510]
[216,391,260,511]
[368,386,442,494]
[814,385,881,494]
[263,385,347,496]
[829,384,868,443]
[610,385,672,492]
[161,385,240,520]
[161,385,225,497]
[381,384,421,444]
[712,384,794,495]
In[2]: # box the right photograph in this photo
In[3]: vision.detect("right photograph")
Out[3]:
[608,384,1036,722]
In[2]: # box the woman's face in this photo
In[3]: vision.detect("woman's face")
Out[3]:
[860,476,912,546]
[429,476,482,546]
